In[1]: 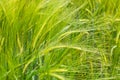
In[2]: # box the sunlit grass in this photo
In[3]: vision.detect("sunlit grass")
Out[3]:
[0,0,120,80]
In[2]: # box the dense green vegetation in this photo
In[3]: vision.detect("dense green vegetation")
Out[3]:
[0,0,120,80]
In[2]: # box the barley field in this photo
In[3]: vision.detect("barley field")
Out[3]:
[0,0,120,80]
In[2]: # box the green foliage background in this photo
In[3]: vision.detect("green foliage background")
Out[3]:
[0,0,120,80]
